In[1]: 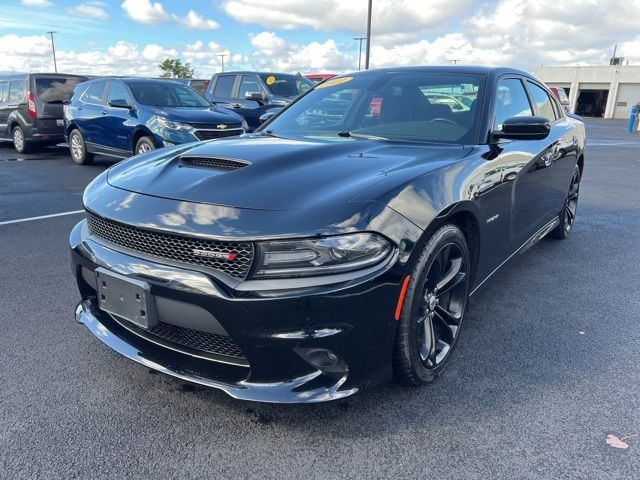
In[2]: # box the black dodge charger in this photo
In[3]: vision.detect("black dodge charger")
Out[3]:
[70,66,585,403]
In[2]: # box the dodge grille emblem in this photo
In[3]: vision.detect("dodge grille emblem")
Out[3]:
[192,249,237,261]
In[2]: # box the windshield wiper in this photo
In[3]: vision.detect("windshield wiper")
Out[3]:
[337,131,388,140]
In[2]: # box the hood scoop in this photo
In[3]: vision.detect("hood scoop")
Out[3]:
[179,155,250,171]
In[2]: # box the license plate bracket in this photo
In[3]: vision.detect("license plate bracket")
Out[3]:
[95,267,157,329]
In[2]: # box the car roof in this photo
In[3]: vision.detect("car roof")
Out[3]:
[342,65,530,77]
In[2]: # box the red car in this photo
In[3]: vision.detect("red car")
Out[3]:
[548,86,570,112]
[304,73,336,83]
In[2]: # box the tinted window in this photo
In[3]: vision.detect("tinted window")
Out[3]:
[35,76,85,103]
[527,81,556,121]
[238,75,261,98]
[128,82,210,107]
[0,82,8,103]
[258,73,313,97]
[188,80,208,95]
[264,73,483,144]
[107,81,132,104]
[8,79,25,103]
[494,78,532,128]
[213,75,235,98]
[84,81,107,104]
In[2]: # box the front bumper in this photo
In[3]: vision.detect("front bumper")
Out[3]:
[70,219,407,403]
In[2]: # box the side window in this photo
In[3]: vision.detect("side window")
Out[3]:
[8,79,26,103]
[238,75,261,98]
[83,81,107,104]
[527,81,557,121]
[107,81,132,104]
[0,82,8,103]
[212,75,235,98]
[494,78,533,128]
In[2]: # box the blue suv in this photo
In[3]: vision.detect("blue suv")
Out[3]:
[64,77,247,164]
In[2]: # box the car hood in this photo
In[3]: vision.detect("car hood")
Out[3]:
[152,106,242,124]
[107,135,471,211]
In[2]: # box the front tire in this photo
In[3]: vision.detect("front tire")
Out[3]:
[394,224,471,385]
[135,136,155,155]
[12,126,29,154]
[68,129,94,165]
[550,165,580,239]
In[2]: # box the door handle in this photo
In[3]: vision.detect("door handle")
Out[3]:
[101,110,107,115]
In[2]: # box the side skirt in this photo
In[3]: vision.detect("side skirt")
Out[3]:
[86,141,131,159]
[470,216,560,297]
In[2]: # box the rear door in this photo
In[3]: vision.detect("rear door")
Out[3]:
[75,80,108,145]
[32,75,87,135]
[208,74,238,108]
[0,81,10,137]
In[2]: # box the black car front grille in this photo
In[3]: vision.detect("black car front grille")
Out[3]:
[149,322,245,359]
[194,129,244,140]
[180,156,250,170]
[86,211,254,279]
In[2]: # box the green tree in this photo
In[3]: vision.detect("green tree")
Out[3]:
[158,58,195,79]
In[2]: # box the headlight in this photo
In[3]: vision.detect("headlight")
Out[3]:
[156,117,192,131]
[241,118,249,131]
[253,233,392,278]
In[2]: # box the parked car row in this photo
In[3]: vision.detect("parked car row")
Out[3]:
[0,71,317,161]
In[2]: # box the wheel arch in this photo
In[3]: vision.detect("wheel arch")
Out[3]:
[131,127,154,153]
[577,153,584,177]
[411,202,482,287]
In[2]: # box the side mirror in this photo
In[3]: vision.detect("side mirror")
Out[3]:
[245,91,266,104]
[493,116,550,141]
[109,98,133,109]
[259,111,277,123]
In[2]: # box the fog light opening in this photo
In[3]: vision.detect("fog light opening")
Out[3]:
[296,348,346,374]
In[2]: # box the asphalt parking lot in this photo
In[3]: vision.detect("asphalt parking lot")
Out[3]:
[1,119,638,479]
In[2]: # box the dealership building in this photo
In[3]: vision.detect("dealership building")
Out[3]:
[535,64,640,119]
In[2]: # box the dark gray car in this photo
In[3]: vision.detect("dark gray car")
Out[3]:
[0,73,87,153]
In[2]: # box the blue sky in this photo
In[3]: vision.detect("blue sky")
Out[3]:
[1,0,639,77]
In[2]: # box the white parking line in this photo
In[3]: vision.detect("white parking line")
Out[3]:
[0,210,84,226]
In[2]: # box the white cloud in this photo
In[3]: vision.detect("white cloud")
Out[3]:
[67,3,109,20]
[21,0,52,6]
[121,0,219,30]
[223,0,473,36]
[121,0,169,24]
[180,10,220,30]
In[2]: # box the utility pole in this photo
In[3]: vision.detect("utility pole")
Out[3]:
[218,53,227,72]
[364,0,372,69]
[354,37,366,71]
[47,31,57,73]
[450,59,461,64]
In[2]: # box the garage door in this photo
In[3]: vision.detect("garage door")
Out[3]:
[613,84,640,119]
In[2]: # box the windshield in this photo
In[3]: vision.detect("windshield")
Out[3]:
[262,73,483,144]
[128,82,211,107]
[35,76,86,103]
[258,73,314,97]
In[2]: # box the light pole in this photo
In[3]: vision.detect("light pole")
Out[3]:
[47,31,57,73]
[218,53,227,72]
[364,0,372,69]
[354,37,366,71]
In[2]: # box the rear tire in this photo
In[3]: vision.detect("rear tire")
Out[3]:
[393,224,471,385]
[12,126,29,154]
[135,136,155,155]
[68,129,94,165]
[550,165,580,239]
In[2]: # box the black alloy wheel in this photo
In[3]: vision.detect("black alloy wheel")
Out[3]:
[550,164,580,239]
[394,224,470,385]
